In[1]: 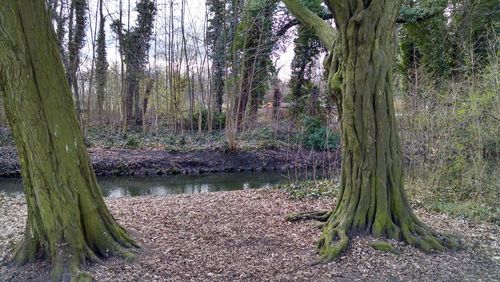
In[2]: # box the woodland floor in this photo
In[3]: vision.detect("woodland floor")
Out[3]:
[0,189,499,281]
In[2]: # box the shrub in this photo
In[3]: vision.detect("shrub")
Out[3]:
[301,116,340,151]
[399,58,499,222]
[125,135,140,148]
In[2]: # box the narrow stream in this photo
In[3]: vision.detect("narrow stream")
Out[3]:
[0,171,330,198]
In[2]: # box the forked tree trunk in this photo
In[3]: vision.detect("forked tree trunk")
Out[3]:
[283,0,460,261]
[0,1,138,280]
[320,0,420,259]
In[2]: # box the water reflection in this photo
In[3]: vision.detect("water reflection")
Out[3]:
[0,170,330,198]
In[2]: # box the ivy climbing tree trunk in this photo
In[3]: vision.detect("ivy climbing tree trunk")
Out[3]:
[0,1,138,280]
[96,0,108,121]
[111,0,156,130]
[207,0,228,116]
[283,0,460,261]
[67,0,87,125]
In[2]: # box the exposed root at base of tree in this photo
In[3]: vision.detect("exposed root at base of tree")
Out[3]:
[368,240,401,255]
[286,210,331,222]
[287,210,464,263]
[10,234,41,266]
[10,228,139,281]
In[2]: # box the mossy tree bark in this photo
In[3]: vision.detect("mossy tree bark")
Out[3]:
[283,0,460,261]
[0,1,138,280]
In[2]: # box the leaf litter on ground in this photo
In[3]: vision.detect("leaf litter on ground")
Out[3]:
[0,190,499,281]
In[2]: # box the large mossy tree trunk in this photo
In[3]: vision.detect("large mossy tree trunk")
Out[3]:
[0,1,138,280]
[283,0,459,261]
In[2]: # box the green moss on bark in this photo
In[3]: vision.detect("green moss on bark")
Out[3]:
[283,0,462,262]
[369,240,401,255]
[0,1,138,280]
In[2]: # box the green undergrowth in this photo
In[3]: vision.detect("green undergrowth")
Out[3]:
[277,179,339,200]
[278,176,499,224]
[428,201,498,223]
[406,175,499,224]
[301,116,340,151]
[82,125,338,153]
[397,61,499,224]
[2,118,342,153]
[84,128,225,152]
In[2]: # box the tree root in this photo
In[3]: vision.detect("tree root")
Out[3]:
[10,223,139,281]
[316,225,349,263]
[369,240,400,255]
[399,216,464,253]
[295,209,465,264]
[10,235,42,266]
[286,210,331,222]
[51,244,92,282]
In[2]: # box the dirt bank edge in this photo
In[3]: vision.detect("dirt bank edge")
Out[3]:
[0,146,340,177]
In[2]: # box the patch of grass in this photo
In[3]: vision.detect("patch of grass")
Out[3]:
[277,180,339,200]
[428,201,499,224]
[405,174,499,224]
[277,174,498,223]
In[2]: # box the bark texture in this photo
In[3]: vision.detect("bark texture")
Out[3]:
[283,0,461,261]
[0,1,138,280]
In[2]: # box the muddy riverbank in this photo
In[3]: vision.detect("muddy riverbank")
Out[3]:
[0,146,340,177]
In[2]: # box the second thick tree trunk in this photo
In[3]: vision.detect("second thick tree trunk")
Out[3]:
[328,0,407,237]
[292,0,460,260]
[318,0,408,258]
